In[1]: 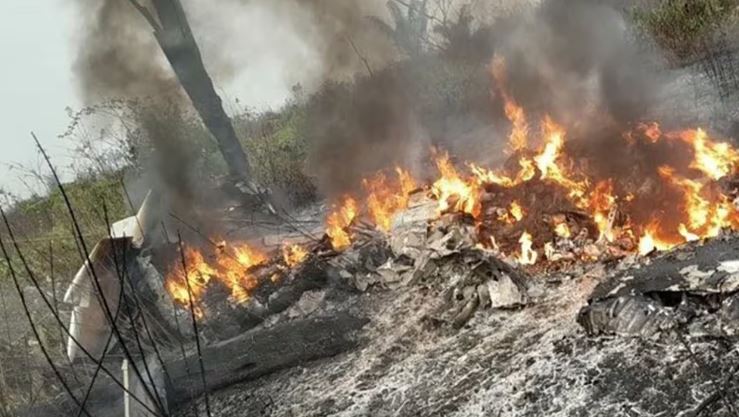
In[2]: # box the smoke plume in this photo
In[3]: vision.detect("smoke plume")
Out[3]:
[72,0,396,103]
[71,0,402,208]
[72,0,179,101]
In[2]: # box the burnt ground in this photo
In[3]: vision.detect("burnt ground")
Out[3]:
[172,237,739,417]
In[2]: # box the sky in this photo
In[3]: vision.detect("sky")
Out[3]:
[0,0,319,199]
[0,0,81,196]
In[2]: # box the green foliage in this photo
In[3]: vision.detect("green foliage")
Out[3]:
[632,0,738,60]
[236,105,317,203]
[3,173,127,284]
[0,173,127,410]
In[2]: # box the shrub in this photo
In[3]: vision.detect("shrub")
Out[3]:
[632,0,739,62]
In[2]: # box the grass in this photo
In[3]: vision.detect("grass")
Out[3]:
[632,0,739,61]
[6,1,739,412]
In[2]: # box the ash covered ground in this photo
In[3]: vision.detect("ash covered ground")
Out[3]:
[174,234,739,417]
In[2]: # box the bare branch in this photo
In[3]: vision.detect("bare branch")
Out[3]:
[346,35,374,78]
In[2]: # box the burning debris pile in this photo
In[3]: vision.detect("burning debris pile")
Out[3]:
[160,58,739,332]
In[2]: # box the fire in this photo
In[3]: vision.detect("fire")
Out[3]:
[509,201,524,222]
[363,168,417,232]
[165,247,218,318]
[657,166,732,240]
[677,128,739,181]
[492,55,529,152]
[216,242,267,303]
[590,180,616,242]
[534,116,588,204]
[326,196,358,250]
[637,222,679,256]
[165,241,267,316]
[321,109,739,265]
[518,231,538,265]
[431,151,480,216]
[283,243,308,267]
[678,224,700,242]
[396,166,418,196]
[637,230,656,255]
[554,222,571,239]
[163,56,739,321]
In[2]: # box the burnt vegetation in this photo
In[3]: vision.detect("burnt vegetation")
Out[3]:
[3,0,739,416]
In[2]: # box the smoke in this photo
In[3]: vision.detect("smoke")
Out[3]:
[70,0,402,206]
[72,0,179,101]
[494,0,668,130]
[304,69,430,199]
[70,0,705,206]
[72,0,396,104]
[303,0,700,198]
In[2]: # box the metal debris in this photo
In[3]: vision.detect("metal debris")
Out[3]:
[329,195,531,327]
[579,237,739,339]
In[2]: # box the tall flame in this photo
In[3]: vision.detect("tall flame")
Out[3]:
[678,128,739,180]
[326,196,358,250]
[534,116,588,204]
[431,151,480,216]
[492,55,529,152]
[590,180,617,242]
[165,247,218,318]
[364,168,417,232]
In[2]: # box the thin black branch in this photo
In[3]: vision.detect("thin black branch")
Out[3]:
[0,233,93,417]
[74,284,123,417]
[119,181,191,376]
[346,35,374,78]
[0,208,162,417]
[177,233,212,417]
[32,132,168,416]
[102,203,173,389]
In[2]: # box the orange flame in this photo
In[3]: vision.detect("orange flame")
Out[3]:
[165,241,267,316]
[283,243,309,267]
[509,201,524,222]
[431,151,480,216]
[364,168,417,232]
[534,116,588,204]
[326,196,358,250]
[675,128,739,180]
[554,222,571,239]
[590,180,617,242]
[637,222,679,256]
[165,247,218,318]
[216,241,267,304]
[492,55,529,152]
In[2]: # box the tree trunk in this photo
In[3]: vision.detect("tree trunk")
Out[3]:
[132,0,253,185]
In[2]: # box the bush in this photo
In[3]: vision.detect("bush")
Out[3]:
[235,105,317,204]
[632,0,739,61]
